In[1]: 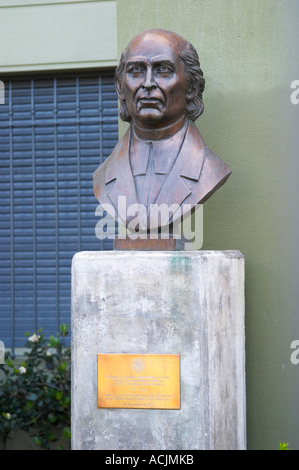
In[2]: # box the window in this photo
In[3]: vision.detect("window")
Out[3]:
[0,72,119,352]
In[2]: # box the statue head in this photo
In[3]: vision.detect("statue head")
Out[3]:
[114,29,205,128]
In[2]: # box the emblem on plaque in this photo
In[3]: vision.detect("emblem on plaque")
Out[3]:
[130,358,145,373]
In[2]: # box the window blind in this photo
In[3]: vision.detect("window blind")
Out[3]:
[0,72,118,351]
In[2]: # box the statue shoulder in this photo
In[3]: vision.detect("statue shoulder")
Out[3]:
[198,145,231,202]
[204,146,231,179]
[186,121,231,183]
[93,128,131,199]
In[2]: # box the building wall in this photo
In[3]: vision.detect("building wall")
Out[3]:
[0,0,117,73]
[117,0,299,450]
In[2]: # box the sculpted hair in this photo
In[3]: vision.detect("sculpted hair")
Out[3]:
[180,42,205,120]
[114,47,131,122]
[114,40,205,123]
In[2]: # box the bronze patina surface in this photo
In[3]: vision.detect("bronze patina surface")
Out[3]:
[97,353,180,409]
[113,236,178,251]
[93,29,231,242]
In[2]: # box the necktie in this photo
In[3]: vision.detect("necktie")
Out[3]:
[145,142,154,213]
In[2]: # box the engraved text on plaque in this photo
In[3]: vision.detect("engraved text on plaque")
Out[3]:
[97,354,180,409]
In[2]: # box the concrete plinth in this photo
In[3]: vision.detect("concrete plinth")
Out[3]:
[71,251,246,450]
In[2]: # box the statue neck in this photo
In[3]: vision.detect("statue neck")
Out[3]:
[132,115,187,141]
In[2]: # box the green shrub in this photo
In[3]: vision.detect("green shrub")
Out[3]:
[280,441,290,450]
[0,324,71,450]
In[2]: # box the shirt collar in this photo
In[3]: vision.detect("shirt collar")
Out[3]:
[130,118,188,176]
[132,115,186,141]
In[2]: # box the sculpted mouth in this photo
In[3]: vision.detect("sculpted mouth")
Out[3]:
[137,97,164,108]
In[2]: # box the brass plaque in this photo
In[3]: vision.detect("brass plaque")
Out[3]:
[97,354,180,409]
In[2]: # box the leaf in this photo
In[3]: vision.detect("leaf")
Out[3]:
[47,432,56,442]
[64,396,70,406]
[48,335,59,347]
[280,441,290,450]
[25,401,33,410]
[58,361,67,371]
[60,324,69,336]
[63,427,71,439]
[26,393,38,402]
[48,413,57,424]
[6,357,13,368]
[32,436,42,446]
[55,390,63,401]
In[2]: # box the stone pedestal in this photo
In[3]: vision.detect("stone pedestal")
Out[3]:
[71,251,246,450]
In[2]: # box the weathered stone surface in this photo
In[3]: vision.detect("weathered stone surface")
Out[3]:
[71,251,246,450]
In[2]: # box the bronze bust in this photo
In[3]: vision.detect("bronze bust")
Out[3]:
[93,29,231,235]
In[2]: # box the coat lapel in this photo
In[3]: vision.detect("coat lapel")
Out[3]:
[154,121,206,224]
[104,127,140,227]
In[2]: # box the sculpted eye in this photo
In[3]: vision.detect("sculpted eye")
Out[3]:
[128,65,144,75]
[157,66,169,72]
[155,65,173,76]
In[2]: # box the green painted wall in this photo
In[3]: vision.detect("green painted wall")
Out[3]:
[117,0,299,450]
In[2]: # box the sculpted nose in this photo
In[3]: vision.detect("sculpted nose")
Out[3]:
[142,68,156,89]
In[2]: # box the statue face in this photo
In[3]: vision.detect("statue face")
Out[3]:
[121,32,187,129]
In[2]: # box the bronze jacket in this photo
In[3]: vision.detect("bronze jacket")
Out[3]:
[93,119,231,230]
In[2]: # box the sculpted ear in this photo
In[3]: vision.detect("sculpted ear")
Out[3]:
[115,78,125,101]
[115,79,125,102]
[115,49,128,103]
